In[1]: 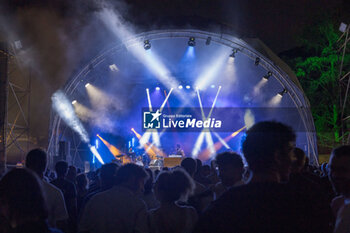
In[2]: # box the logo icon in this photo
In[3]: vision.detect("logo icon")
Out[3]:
[143,110,162,129]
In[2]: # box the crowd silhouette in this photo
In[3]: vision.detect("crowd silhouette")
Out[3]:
[0,121,349,233]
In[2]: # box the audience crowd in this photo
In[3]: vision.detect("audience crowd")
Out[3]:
[0,121,349,233]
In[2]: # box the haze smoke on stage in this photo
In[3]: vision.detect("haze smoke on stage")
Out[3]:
[223,56,238,91]
[244,109,255,129]
[192,132,205,158]
[213,132,231,149]
[268,94,283,106]
[195,48,231,90]
[72,101,94,122]
[253,78,268,96]
[52,91,89,143]
[84,84,120,132]
[86,84,124,112]
[98,8,186,102]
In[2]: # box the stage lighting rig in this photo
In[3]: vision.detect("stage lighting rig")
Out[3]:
[156,87,160,90]
[263,71,273,80]
[188,37,196,47]
[72,100,77,105]
[278,88,287,97]
[144,40,151,50]
[186,85,191,89]
[178,85,183,89]
[255,57,260,66]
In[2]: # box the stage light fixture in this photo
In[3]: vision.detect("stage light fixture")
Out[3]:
[156,87,160,91]
[255,57,260,66]
[109,64,119,72]
[85,83,90,88]
[188,37,196,47]
[229,49,238,58]
[339,22,347,33]
[144,40,151,50]
[278,88,287,97]
[186,85,191,89]
[211,84,215,88]
[206,36,212,45]
[131,128,134,131]
[263,71,273,80]
[72,100,77,105]
[178,85,183,89]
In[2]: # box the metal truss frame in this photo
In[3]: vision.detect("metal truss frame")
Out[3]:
[338,23,350,144]
[3,44,31,168]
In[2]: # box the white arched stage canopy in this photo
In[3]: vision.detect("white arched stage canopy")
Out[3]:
[48,29,318,168]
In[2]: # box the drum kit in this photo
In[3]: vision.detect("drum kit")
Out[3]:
[113,146,184,170]
[148,155,164,170]
[114,152,163,167]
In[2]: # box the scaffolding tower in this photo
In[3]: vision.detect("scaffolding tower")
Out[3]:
[338,22,350,144]
[0,41,31,173]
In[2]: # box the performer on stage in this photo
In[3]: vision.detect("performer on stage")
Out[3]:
[128,147,136,161]
[176,144,185,157]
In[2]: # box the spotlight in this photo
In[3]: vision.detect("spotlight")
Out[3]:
[211,84,215,88]
[178,85,183,89]
[85,83,90,87]
[255,57,260,66]
[278,88,287,97]
[263,71,273,80]
[146,88,149,91]
[72,100,77,105]
[109,64,119,72]
[131,128,134,131]
[206,36,212,45]
[188,37,196,47]
[186,85,191,89]
[144,40,151,50]
[230,49,238,58]
[156,87,160,91]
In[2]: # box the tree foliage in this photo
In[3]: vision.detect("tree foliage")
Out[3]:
[284,21,350,148]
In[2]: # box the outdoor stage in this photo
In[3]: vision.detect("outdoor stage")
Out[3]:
[48,29,317,169]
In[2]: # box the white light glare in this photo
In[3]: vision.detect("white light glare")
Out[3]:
[268,94,283,106]
[244,109,255,129]
[90,145,105,164]
[195,48,231,90]
[85,83,90,88]
[192,132,205,158]
[72,100,77,105]
[99,9,185,101]
[186,85,190,89]
[109,64,119,72]
[52,91,89,143]
[178,85,183,89]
